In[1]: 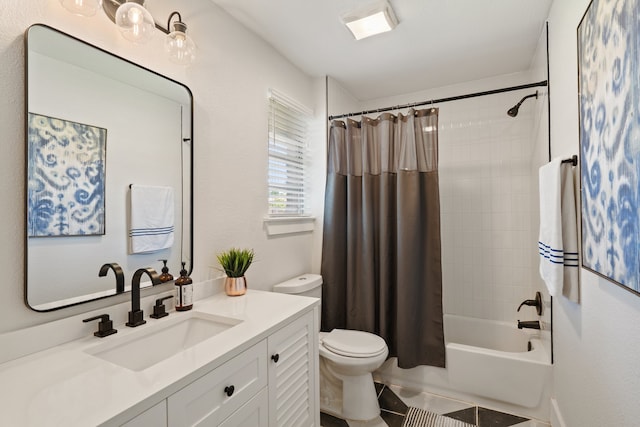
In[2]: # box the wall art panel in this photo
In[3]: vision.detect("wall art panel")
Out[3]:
[27,113,106,237]
[578,0,640,295]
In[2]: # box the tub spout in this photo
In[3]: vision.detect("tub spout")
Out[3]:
[517,320,541,330]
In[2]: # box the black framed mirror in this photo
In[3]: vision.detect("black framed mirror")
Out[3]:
[25,24,193,311]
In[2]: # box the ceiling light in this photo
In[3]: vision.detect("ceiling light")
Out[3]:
[342,1,398,41]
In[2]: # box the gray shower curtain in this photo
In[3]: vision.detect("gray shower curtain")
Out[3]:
[321,108,445,369]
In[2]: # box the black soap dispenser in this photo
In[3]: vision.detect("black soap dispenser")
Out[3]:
[175,262,193,311]
[158,259,174,283]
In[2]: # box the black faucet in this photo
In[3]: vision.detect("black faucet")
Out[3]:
[83,314,117,337]
[517,320,541,330]
[517,292,543,315]
[98,263,125,294]
[126,267,161,327]
[150,295,174,319]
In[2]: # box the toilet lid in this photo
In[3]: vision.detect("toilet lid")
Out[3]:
[321,329,387,358]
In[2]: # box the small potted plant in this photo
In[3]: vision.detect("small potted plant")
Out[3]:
[216,248,255,296]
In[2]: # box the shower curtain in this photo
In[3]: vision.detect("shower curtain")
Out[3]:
[321,108,445,369]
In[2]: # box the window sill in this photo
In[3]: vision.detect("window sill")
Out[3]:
[263,216,316,236]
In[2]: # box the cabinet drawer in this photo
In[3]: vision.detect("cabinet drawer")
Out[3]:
[219,388,268,427]
[168,340,267,426]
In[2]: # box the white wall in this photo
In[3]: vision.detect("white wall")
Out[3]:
[327,76,361,118]
[547,1,640,426]
[0,0,323,333]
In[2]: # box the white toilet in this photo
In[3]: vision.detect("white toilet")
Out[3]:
[273,274,389,421]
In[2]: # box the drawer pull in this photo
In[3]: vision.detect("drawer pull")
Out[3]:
[224,385,235,397]
[271,353,280,363]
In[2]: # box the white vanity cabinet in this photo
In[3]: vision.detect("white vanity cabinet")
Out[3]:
[121,401,167,427]
[117,309,318,427]
[0,290,319,426]
[218,389,269,427]
[267,310,318,427]
[168,340,268,426]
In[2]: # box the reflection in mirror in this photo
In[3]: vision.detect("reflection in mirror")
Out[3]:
[25,24,193,311]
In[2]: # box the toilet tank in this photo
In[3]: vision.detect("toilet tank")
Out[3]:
[272,273,322,298]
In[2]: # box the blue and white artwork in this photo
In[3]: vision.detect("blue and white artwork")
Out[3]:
[578,0,640,295]
[27,113,106,237]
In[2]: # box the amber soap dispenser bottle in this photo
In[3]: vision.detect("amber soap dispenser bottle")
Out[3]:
[175,262,193,311]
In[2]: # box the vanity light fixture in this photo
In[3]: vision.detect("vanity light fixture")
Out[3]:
[114,0,155,44]
[59,0,197,65]
[164,12,197,65]
[342,0,399,41]
[58,0,103,17]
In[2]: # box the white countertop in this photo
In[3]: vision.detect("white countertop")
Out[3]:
[0,290,318,427]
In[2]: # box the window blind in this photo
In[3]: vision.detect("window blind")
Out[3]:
[268,90,311,216]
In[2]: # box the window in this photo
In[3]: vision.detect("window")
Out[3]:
[268,89,312,217]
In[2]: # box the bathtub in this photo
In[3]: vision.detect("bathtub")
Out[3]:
[376,314,551,415]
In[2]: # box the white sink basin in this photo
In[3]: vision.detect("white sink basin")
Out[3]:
[86,312,243,371]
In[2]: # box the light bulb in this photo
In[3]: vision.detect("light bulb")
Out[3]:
[128,7,143,24]
[115,0,155,43]
[59,0,102,17]
[165,21,196,65]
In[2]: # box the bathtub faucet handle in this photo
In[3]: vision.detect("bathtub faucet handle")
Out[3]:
[516,292,542,315]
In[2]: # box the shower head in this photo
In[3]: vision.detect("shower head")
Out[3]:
[506,105,520,117]
[507,91,538,117]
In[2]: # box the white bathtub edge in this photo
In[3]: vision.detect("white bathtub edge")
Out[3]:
[550,398,567,427]
[446,339,551,408]
[446,337,550,365]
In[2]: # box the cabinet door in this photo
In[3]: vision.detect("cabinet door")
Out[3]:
[121,400,167,427]
[168,340,267,427]
[218,388,268,427]
[267,310,318,427]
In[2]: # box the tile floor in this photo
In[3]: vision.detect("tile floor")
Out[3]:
[320,383,550,427]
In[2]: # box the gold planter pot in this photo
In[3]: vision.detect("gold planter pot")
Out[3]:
[224,276,247,296]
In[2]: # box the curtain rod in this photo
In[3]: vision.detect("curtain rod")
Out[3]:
[328,80,549,121]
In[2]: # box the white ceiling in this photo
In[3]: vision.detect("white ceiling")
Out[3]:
[211,0,553,101]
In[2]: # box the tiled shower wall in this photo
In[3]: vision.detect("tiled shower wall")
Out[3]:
[439,91,538,322]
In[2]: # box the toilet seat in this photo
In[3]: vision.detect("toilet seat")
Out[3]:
[321,329,387,358]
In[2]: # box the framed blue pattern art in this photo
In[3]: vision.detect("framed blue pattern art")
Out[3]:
[578,0,640,296]
[27,113,107,237]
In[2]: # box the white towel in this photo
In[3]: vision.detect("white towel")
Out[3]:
[129,185,174,254]
[538,158,580,302]
[560,164,580,303]
[539,158,563,295]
